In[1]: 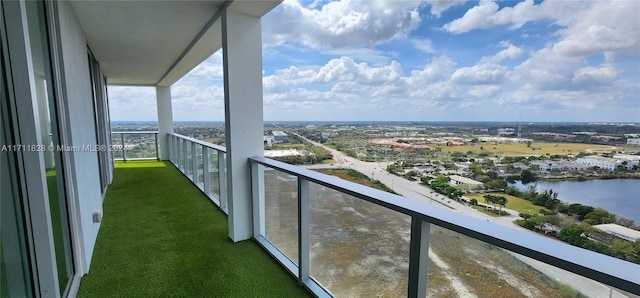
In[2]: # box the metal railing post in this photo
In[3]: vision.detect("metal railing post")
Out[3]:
[191,142,197,181]
[182,139,188,174]
[219,152,227,212]
[298,178,310,284]
[155,132,159,160]
[251,162,265,237]
[203,147,210,195]
[408,218,431,298]
[121,133,126,161]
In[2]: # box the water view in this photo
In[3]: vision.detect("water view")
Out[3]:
[512,179,640,223]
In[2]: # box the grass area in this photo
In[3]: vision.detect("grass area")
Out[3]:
[439,142,623,156]
[470,205,501,217]
[314,168,397,194]
[46,168,70,293]
[78,161,309,297]
[321,159,336,164]
[467,192,550,214]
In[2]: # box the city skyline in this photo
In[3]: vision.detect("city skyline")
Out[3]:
[109,0,640,123]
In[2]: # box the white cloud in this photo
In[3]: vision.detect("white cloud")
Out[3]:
[263,0,424,48]
[425,0,467,17]
[442,0,500,33]
[552,1,640,57]
[411,38,436,53]
[108,86,157,121]
[451,64,507,85]
[442,0,590,33]
[572,66,618,87]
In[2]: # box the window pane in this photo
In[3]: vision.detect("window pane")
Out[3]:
[26,1,74,294]
[1,42,33,298]
[308,182,410,297]
[263,167,299,264]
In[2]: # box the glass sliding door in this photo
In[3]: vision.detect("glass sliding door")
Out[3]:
[0,32,34,298]
[24,1,74,295]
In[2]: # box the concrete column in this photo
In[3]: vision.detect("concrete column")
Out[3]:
[222,9,263,242]
[156,86,173,160]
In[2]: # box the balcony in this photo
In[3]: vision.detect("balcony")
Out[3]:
[89,133,633,297]
[77,159,310,297]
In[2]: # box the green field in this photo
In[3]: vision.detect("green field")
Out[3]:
[438,142,626,156]
[466,192,550,214]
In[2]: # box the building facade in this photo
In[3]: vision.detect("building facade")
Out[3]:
[0,1,279,296]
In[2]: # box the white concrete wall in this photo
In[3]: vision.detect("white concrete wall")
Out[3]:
[222,10,264,242]
[57,1,103,273]
[156,86,173,160]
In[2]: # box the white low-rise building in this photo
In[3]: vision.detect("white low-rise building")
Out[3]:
[577,155,639,171]
[627,138,640,146]
[448,175,484,190]
[594,224,640,242]
[531,160,587,172]
[577,156,622,171]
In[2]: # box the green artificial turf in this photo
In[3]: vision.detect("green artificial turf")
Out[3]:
[78,161,310,297]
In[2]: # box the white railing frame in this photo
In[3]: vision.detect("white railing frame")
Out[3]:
[169,133,228,214]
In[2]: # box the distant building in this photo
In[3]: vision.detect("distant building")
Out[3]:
[272,131,288,143]
[385,132,402,137]
[577,156,623,171]
[321,132,339,139]
[591,135,621,142]
[448,175,483,190]
[594,224,640,242]
[530,160,587,172]
[531,132,577,140]
[627,138,640,146]
[497,128,515,136]
[306,125,318,130]
[572,131,597,136]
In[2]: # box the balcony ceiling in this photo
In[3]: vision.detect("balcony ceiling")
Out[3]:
[71,0,281,86]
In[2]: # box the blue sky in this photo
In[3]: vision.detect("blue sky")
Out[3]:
[109,0,640,122]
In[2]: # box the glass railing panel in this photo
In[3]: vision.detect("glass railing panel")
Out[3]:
[308,181,411,297]
[185,143,192,178]
[208,149,220,200]
[219,152,227,209]
[122,133,157,159]
[426,224,635,298]
[110,133,124,160]
[263,167,299,265]
[195,145,204,188]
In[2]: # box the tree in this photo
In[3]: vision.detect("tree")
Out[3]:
[485,179,507,190]
[584,208,616,225]
[611,239,636,261]
[494,196,508,214]
[520,169,537,184]
[559,226,587,246]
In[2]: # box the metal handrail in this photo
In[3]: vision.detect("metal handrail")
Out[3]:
[249,155,640,296]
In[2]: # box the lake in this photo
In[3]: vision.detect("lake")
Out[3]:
[510,179,640,223]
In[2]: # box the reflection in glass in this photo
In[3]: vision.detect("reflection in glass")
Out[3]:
[207,149,220,200]
[1,43,33,298]
[308,182,410,297]
[264,168,299,264]
[424,224,632,298]
[26,1,73,294]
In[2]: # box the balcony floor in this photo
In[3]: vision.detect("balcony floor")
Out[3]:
[78,161,310,297]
